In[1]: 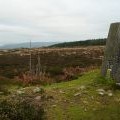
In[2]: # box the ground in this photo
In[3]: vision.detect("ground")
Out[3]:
[1,69,120,120]
[44,70,120,120]
[0,46,104,81]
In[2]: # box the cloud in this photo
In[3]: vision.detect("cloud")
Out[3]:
[0,0,120,44]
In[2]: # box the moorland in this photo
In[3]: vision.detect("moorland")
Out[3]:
[1,41,120,120]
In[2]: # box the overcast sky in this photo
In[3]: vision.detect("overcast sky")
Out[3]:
[0,0,120,45]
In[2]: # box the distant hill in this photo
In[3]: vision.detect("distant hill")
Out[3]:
[0,42,58,49]
[50,38,106,48]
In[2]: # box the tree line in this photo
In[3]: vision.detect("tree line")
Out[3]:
[50,38,106,48]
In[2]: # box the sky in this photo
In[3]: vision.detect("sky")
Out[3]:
[0,0,120,45]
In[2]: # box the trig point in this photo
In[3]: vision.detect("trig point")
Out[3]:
[101,22,120,83]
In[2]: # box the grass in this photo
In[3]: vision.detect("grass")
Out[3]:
[1,69,120,120]
[44,69,120,120]
[46,70,98,89]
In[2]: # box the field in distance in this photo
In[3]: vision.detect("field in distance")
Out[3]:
[0,46,104,83]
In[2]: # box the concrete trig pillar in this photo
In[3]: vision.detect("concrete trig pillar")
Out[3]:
[101,22,120,83]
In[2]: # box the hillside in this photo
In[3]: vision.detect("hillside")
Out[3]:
[0,42,58,49]
[1,70,120,120]
[50,38,106,48]
[0,46,104,80]
[45,70,119,120]
[1,45,119,120]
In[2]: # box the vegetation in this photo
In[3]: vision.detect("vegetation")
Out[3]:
[44,70,120,120]
[0,46,104,83]
[0,98,44,120]
[1,46,120,120]
[1,70,120,120]
[50,38,106,48]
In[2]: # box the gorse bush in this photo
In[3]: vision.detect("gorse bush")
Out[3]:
[0,97,45,120]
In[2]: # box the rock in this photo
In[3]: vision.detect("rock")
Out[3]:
[64,100,67,102]
[33,87,44,93]
[101,23,120,81]
[108,93,113,97]
[97,89,105,96]
[33,87,41,93]
[20,87,26,90]
[17,90,25,95]
[83,101,88,104]
[52,105,57,107]
[98,92,104,96]
[116,83,120,86]
[80,85,86,90]
[96,89,105,92]
[91,96,94,100]
[35,96,41,101]
[84,108,87,112]
[59,90,65,94]
[77,85,86,90]
[74,92,81,97]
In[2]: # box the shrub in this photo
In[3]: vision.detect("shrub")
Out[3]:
[0,97,45,120]
[17,72,53,85]
[48,67,63,76]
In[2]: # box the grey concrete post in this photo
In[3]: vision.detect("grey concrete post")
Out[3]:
[101,22,120,82]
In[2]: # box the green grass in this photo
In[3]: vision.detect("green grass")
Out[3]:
[1,69,120,120]
[44,69,120,120]
[46,69,99,89]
